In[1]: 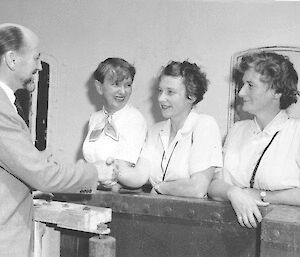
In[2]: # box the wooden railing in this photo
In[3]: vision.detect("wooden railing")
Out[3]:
[54,190,300,257]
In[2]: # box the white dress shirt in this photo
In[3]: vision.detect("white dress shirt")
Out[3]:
[222,110,300,190]
[0,81,17,113]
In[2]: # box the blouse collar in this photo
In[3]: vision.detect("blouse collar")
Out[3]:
[102,104,130,119]
[159,108,197,149]
[253,110,289,136]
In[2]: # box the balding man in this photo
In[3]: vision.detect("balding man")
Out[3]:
[0,23,101,257]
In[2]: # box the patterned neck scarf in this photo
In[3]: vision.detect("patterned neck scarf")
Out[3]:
[89,110,119,142]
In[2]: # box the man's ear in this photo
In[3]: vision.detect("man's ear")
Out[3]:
[4,51,16,71]
[95,80,103,95]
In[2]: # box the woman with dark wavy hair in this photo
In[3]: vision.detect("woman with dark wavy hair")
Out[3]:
[113,60,223,198]
[209,51,300,228]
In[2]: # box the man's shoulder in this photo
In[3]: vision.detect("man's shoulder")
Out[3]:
[0,87,10,102]
[0,89,15,114]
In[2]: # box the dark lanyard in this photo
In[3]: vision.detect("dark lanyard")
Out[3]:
[249,131,279,188]
[161,141,178,181]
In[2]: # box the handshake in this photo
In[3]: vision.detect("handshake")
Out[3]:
[95,157,121,189]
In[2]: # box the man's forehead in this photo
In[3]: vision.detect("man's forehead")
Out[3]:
[23,32,40,52]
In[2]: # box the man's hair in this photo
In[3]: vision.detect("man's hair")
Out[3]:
[0,25,24,59]
[93,57,136,84]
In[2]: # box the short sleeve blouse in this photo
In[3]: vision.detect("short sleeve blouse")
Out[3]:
[83,104,147,164]
[222,110,300,190]
[141,109,223,187]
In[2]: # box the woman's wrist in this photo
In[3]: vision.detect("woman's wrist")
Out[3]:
[260,190,267,202]
[242,187,266,202]
[227,186,241,201]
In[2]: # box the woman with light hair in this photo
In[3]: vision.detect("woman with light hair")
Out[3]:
[208,51,300,228]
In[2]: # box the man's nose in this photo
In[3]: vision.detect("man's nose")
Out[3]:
[37,59,42,71]
[238,84,246,97]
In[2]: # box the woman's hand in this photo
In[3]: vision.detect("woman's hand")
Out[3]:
[111,159,123,181]
[112,158,149,188]
[227,186,269,228]
[95,158,117,186]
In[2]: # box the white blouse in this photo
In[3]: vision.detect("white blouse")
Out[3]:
[83,104,147,164]
[222,110,300,191]
[141,109,223,187]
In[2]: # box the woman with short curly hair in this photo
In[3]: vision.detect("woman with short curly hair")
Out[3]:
[113,60,223,198]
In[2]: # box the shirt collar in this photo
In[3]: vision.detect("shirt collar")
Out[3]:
[159,108,196,149]
[253,110,289,135]
[0,81,16,109]
[159,119,171,149]
[180,108,198,134]
[102,104,129,120]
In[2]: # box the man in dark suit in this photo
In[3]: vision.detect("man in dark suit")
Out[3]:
[0,23,102,257]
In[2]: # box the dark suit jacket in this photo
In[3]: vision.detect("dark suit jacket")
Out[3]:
[0,87,98,257]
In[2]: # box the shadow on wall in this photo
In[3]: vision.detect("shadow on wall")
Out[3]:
[75,73,105,161]
[149,76,164,124]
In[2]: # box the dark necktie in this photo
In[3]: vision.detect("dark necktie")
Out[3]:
[14,98,27,124]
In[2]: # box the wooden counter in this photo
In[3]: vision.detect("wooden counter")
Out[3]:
[52,190,300,257]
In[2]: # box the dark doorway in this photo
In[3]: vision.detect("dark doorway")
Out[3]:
[35,61,49,151]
